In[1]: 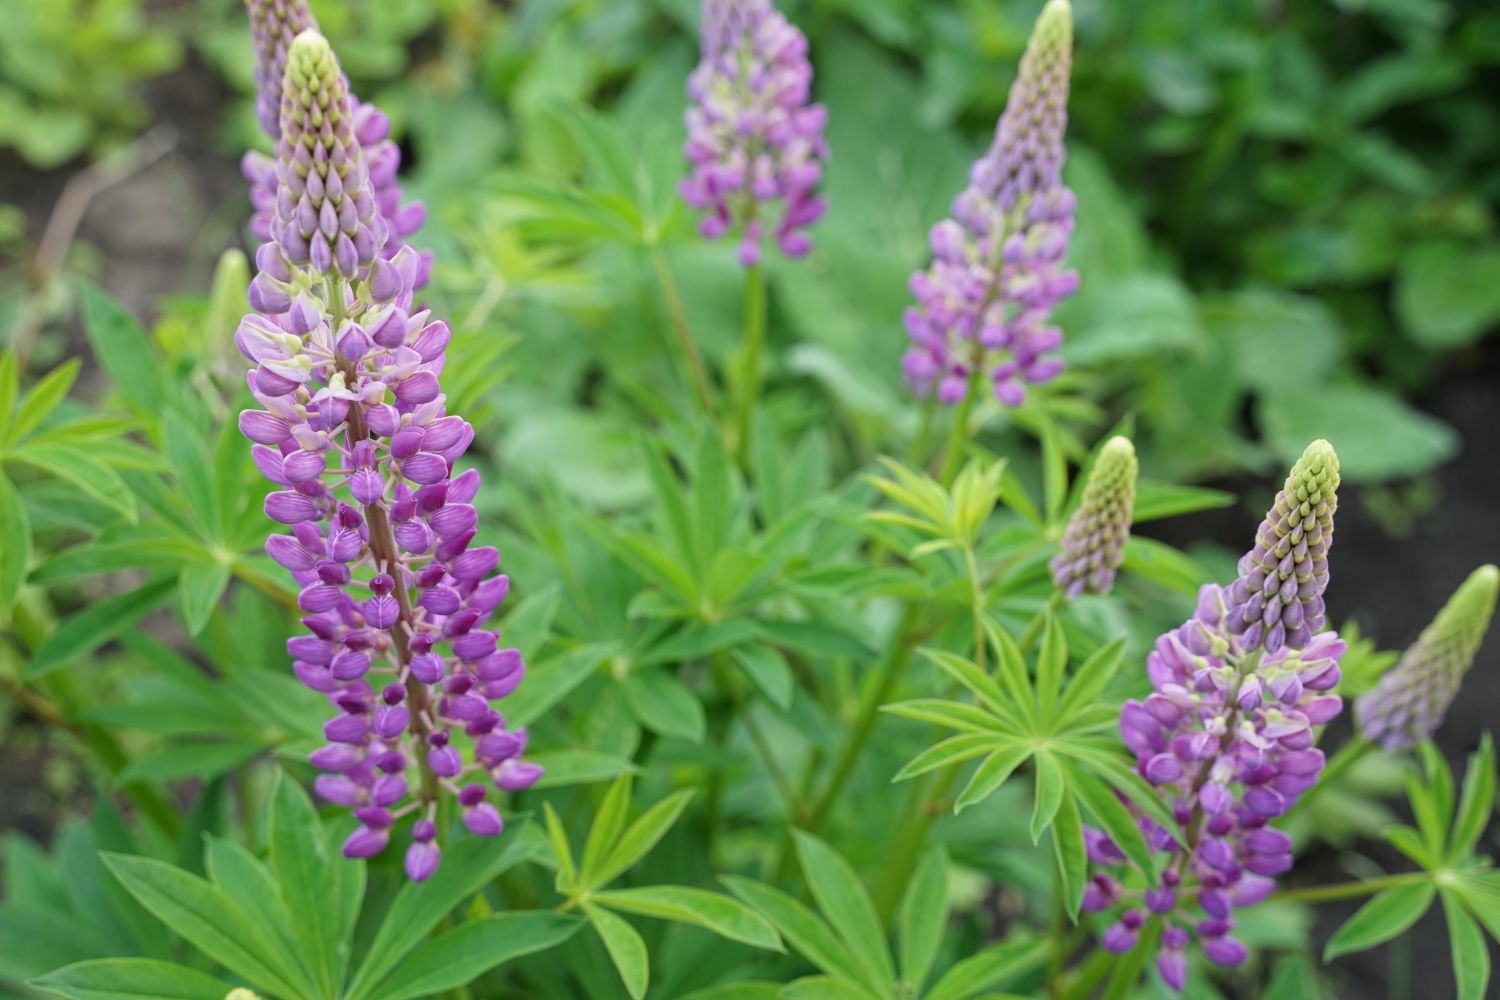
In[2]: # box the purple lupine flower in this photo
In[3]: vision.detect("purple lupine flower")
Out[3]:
[1088,441,1344,989]
[237,30,540,881]
[680,0,829,265]
[1050,436,1137,598]
[901,0,1075,407]
[1222,439,1339,655]
[241,0,430,286]
[1356,564,1498,751]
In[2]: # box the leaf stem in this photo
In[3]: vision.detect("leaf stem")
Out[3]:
[937,366,980,488]
[806,605,924,831]
[649,248,717,419]
[1269,870,1429,905]
[729,262,767,464]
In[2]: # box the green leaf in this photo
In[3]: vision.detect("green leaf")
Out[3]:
[269,772,344,999]
[80,284,166,416]
[1130,479,1234,523]
[920,648,1017,728]
[723,876,867,985]
[544,803,578,892]
[160,410,219,538]
[101,853,304,996]
[733,644,794,709]
[1064,763,1155,883]
[201,837,304,988]
[954,744,1031,813]
[623,668,706,742]
[7,442,138,522]
[28,958,229,1000]
[366,912,582,1000]
[781,977,882,1000]
[882,699,1006,735]
[1120,537,1211,596]
[898,850,948,994]
[177,562,231,637]
[1029,752,1066,843]
[584,902,649,1000]
[1449,734,1495,863]
[592,885,782,951]
[1051,794,1087,920]
[0,350,16,432]
[1055,637,1126,725]
[924,937,1049,1000]
[678,985,784,1000]
[1034,616,1067,723]
[347,827,539,1000]
[118,741,260,783]
[1441,891,1491,1000]
[792,832,895,991]
[505,642,614,727]
[580,775,635,889]
[27,576,176,679]
[6,359,79,446]
[0,471,30,615]
[1258,385,1459,483]
[593,788,695,888]
[1324,881,1436,960]
[1395,241,1500,349]
[530,749,639,789]
[894,734,1002,783]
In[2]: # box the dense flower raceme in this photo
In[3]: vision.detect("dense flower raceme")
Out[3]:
[1357,564,1499,751]
[681,0,829,265]
[1085,441,1344,990]
[901,0,1076,408]
[1050,435,1137,598]
[241,0,429,286]
[237,29,539,880]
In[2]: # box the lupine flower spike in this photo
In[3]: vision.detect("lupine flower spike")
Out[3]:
[237,29,540,881]
[1084,441,1344,990]
[902,0,1077,407]
[681,0,829,266]
[1050,436,1137,598]
[1357,564,1499,751]
[241,0,430,287]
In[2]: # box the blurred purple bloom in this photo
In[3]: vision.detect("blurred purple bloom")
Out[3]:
[1357,564,1498,750]
[902,0,1075,407]
[681,0,828,265]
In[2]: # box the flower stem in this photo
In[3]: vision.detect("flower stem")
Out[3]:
[937,371,979,488]
[806,605,923,831]
[730,262,767,463]
[649,248,717,418]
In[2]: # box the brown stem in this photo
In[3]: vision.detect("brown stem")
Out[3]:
[342,385,439,803]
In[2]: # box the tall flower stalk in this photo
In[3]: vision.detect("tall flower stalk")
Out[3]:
[1356,564,1498,750]
[902,0,1076,410]
[237,29,539,880]
[1086,441,1344,989]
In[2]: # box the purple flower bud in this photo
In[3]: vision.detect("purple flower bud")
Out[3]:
[1050,438,1137,598]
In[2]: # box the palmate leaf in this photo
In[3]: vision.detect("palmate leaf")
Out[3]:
[1324,881,1436,960]
[723,877,869,987]
[345,824,540,999]
[591,886,781,951]
[953,744,1030,813]
[793,832,896,993]
[366,912,583,1000]
[582,902,649,1000]
[29,958,230,1000]
[898,850,948,995]
[922,936,1048,1000]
